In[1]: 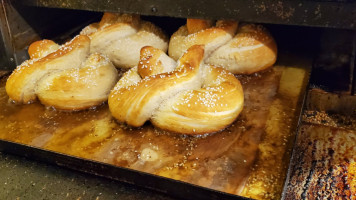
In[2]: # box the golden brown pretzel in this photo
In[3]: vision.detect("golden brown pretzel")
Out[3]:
[6,35,118,110]
[169,19,238,60]
[169,19,277,74]
[108,45,244,134]
[81,13,169,69]
[35,53,118,110]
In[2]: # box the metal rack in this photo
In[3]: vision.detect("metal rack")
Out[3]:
[17,0,356,30]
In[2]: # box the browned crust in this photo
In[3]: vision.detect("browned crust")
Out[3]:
[109,45,244,134]
[109,45,204,127]
[187,19,214,34]
[6,35,90,103]
[207,24,278,74]
[28,39,60,59]
[138,46,166,78]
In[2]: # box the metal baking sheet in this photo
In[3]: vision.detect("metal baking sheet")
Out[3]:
[284,123,356,199]
[284,86,356,199]
[0,52,311,200]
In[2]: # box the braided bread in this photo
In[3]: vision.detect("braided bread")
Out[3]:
[6,35,119,110]
[108,45,244,134]
[168,19,238,60]
[81,13,168,69]
[169,19,277,74]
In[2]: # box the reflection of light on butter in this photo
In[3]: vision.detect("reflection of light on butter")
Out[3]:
[140,148,158,162]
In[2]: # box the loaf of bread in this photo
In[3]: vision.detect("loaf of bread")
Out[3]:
[81,13,169,69]
[6,35,118,110]
[169,19,277,74]
[108,45,244,134]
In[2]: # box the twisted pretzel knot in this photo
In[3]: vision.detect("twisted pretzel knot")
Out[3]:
[169,19,277,74]
[6,35,118,110]
[108,45,244,134]
[81,13,168,69]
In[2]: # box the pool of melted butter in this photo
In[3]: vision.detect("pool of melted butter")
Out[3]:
[0,57,310,200]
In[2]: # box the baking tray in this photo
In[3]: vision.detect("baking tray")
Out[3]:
[283,86,356,199]
[284,123,356,199]
[0,52,311,200]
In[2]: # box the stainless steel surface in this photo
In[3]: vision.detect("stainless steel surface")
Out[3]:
[15,0,356,30]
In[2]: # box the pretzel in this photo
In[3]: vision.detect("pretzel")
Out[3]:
[169,19,277,74]
[6,35,118,110]
[169,19,238,60]
[81,13,169,69]
[108,45,244,134]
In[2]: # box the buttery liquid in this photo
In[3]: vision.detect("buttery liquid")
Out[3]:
[0,63,309,199]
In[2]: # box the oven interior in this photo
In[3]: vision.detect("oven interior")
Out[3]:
[0,1,355,199]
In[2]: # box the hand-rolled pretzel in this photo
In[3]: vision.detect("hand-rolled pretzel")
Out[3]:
[6,35,118,110]
[36,53,118,110]
[108,45,244,134]
[168,19,238,60]
[169,19,277,74]
[207,24,278,74]
[81,13,168,69]
[6,35,91,103]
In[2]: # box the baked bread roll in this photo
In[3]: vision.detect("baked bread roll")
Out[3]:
[6,35,91,103]
[81,13,168,69]
[169,19,238,60]
[6,35,118,110]
[207,24,278,74]
[169,19,277,74]
[36,53,118,110]
[108,45,244,134]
